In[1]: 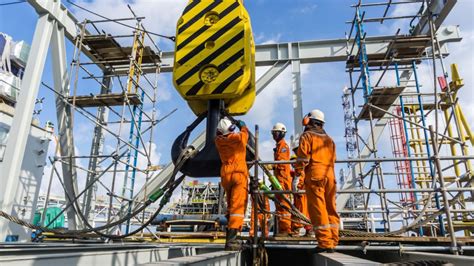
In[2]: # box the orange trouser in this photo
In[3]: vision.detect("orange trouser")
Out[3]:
[275,177,292,233]
[250,197,270,237]
[305,176,340,248]
[222,172,248,230]
[292,176,309,230]
[292,194,309,230]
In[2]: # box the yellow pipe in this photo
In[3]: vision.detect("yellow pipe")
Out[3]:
[457,106,474,146]
[444,109,461,177]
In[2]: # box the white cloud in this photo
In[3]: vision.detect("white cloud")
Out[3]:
[291,4,317,15]
[255,33,283,45]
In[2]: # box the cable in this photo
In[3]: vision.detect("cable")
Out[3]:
[1,145,194,240]
[0,0,26,6]
[66,0,176,42]
[224,111,313,225]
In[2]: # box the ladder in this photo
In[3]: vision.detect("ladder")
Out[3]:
[397,61,445,236]
[388,106,414,206]
[121,25,147,234]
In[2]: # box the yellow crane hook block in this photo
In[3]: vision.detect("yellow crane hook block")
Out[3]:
[173,0,256,116]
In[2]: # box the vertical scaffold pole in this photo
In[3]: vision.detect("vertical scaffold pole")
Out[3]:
[412,61,445,235]
[395,63,423,236]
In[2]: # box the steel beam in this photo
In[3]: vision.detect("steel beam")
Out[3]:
[114,26,460,75]
[0,12,55,240]
[0,246,172,266]
[256,61,289,95]
[401,251,474,266]
[82,75,112,223]
[50,22,81,230]
[312,252,380,266]
[145,251,242,266]
[0,244,223,266]
[26,0,103,70]
[132,60,290,205]
[291,60,303,142]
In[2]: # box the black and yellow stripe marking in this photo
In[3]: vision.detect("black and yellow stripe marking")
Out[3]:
[211,69,244,95]
[177,1,239,51]
[174,0,251,100]
[181,0,202,18]
[177,16,242,66]
[185,48,244,96]
[176,30,244,86]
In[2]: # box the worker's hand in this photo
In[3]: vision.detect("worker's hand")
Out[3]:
[236,120,246,129]
[292,176,300,192]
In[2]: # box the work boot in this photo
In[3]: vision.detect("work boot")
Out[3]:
[225,228,241,251]
[291,228,303,237]
[304,228,315,238]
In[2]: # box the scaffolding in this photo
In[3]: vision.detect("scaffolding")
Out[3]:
[343,0,473,245]
[41,11,166,235]
[168,180,223,216]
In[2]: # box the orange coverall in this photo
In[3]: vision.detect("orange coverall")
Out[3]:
[249,195,270,237]
[295,130,340,249]
[215,126,249,230]
[291,169,310,232]
[274,139,292,234]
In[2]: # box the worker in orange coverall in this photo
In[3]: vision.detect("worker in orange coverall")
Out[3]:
[294,109,340,253]
[249,194,270,238]
[215,117,249,251]
[290,154,312,237]
[271,122,292,237]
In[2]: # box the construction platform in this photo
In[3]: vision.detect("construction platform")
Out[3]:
[1,242,473,266]
[82,34,161,68]
[67,92,142,107]
[346,35,430,69]
[357,86,405,120]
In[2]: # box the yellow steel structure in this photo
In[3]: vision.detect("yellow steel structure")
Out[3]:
[172,0,255,115]
[127,26,146,93]
[441,64,473,177]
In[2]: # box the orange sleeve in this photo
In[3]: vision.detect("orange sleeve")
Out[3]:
[295,133,311,176]
[240,126,249,146]
[226,126,248,144]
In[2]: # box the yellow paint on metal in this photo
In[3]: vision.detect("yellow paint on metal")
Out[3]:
[449,63,464,91]
[127,29,146,93]
[156,238,226,244]
[173,0,255,115]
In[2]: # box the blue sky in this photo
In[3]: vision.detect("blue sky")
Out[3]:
[1,1,473,217]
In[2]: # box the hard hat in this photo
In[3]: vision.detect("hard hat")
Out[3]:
[217,117,235,135]
[308,109,325,123]
[271,122,287,133]
[292,136,300,152]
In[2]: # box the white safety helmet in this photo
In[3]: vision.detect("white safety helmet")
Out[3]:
[217,117,235,135]
[308,109,325,123]
[271,122,287,133]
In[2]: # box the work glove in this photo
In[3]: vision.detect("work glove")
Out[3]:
[236,120,246,129]
[292,176,300,192]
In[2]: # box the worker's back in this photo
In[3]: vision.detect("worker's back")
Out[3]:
[298,129,336,180]
[215,126,249,174]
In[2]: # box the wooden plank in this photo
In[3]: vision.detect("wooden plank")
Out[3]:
[358,86,405,120]
[68,93,142,107]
